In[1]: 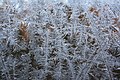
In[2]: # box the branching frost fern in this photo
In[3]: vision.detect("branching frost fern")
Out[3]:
[0,0,120,80]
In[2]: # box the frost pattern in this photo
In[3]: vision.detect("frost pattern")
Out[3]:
[0,0,120,80]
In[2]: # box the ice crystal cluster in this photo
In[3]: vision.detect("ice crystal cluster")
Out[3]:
[0,0,120,80]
